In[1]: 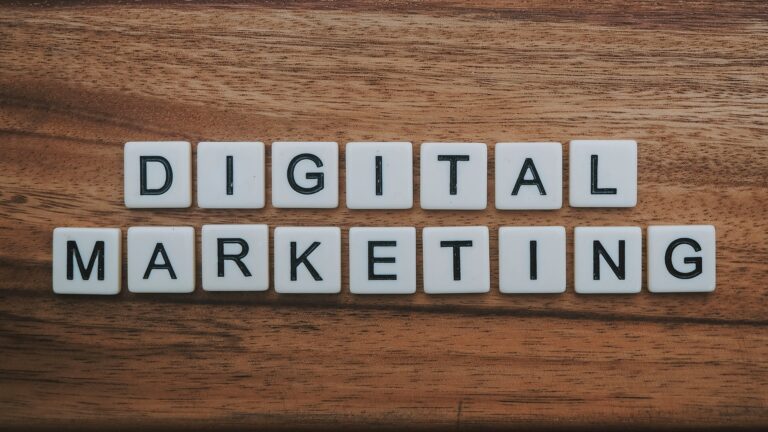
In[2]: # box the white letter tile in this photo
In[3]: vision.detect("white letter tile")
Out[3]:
[420,143,487,210]
[574,226,642,294]
[274,227,341,293]
[346,142,413,209]
[569,140,637,207]
[124,141,191,208]
[127,226,195,293]
[349,227,416,294]
[495,142,562,210]
[52,227,121,295]
[271,142,338,208]
[201,224,269,291]
[197,142,265,209]
[499,226,566,294]
[423,226,489,294]
[648,225,716,293]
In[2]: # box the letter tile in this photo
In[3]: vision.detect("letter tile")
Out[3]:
[495,142,562,210]
[647,225,716,293]
[274,227,341,293]
[569,140,637,207]
[574,226,642,294]
[349,227,416,294]
[127,226,195,293]
[499,226,566,293]
[197,142,265,208]
[271,142,338,208]
[124,141,191,208]
[420,143,487,210]
[52,227,121,295]
[346,142,413,209]
[201,224,269,291]
[422,226,490,294]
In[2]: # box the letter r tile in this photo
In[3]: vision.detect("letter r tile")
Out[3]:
[201,224,269,292]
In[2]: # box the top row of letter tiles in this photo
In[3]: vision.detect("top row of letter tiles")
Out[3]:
[124,140,637,210]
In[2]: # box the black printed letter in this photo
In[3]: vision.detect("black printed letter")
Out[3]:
[591,154,617,195]
[440,240,473,280]
[66,240,105,281]
[593,240,625,280]
[140,156,173,195]
[287,153,324,194]
[217,238,251,277]
[368,241,396,280]
[143,243,177,279]
[437,155,470,195]
[291,241,322,281]
[665,238,703,279]
[375,155,383,196]
[226,155,234,195]
[512,158,546,195]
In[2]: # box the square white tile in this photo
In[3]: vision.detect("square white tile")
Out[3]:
[420,143,487,210]
[349,227,416,294]
[574,226,642,294]
[495,142,562,210]
[422,226,490,294]
[52,227,121,295]
[201,224,269,291]
[345,142,413,209]
[569,140,637,207]
[197,142,265,208]
[124,141,191,208]
[271,142,339,208]
[499,226,566,294]
[127,226,195,293]
[647,225,716,293]
[274,227,341,293]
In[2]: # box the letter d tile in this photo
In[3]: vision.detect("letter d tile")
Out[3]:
[124,141,191,208]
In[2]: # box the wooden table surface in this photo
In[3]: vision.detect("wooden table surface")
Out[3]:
[1,1,767,430]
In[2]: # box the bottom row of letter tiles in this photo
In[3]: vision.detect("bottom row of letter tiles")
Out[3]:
[52,225,716,295]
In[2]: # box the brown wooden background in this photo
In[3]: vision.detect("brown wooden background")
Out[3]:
[1,1,767,430]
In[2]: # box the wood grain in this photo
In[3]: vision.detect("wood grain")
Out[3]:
[1,1,767,429]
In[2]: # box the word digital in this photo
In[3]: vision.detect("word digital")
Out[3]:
[52,140,716,295]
